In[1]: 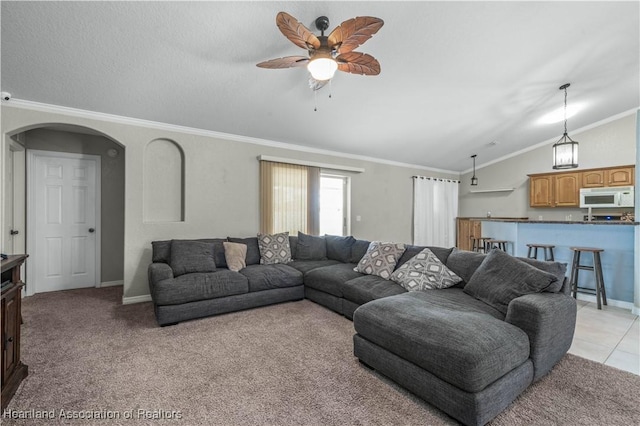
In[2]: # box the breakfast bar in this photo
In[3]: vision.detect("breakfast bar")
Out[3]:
[480,219,636,304]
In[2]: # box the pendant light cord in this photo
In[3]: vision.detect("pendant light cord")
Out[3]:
[563,86,568,135]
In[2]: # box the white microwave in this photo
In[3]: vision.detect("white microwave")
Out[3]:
[580,186,634,208]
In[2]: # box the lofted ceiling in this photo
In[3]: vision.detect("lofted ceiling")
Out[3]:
[1,1,638,172]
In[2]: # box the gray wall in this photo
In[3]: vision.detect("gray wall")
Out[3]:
[1,105,457,299]
[459,113,637,220]
[23,128,125,283]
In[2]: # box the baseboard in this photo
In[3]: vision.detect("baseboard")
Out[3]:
[99,280,123,287]
[575,294,635,312]
[122,294,152,305]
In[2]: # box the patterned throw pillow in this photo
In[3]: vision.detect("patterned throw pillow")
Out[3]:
[354,241,406,280]
[257,232,292,265]
[390,248,463,291]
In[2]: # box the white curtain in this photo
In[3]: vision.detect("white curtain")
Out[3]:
[413,177,459,247]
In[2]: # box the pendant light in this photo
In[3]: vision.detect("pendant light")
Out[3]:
[552,83,579,169]
[470,155,478,186]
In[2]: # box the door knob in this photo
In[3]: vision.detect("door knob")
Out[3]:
[89,228,95,233]
[9,230,19,235]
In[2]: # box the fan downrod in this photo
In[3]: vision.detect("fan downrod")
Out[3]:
[315,16,330,35]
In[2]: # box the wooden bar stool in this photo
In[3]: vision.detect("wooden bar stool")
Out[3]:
[486,239,508,251]
[526,243,555,261]
[471,236,492,253]
[569,247,607,310]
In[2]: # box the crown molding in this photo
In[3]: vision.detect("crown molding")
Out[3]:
[460,107,639,174]
[2,98,459,176]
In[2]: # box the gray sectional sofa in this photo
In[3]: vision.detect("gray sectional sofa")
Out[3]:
[147,233,577,426]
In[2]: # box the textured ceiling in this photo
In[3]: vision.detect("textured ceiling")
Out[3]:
[1,1,638,172]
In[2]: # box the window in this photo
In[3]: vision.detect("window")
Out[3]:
[260,161,351,237]
[320,174,349,236]
[260,161,319,235]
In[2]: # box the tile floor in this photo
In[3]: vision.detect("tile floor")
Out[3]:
[568,299,639,375]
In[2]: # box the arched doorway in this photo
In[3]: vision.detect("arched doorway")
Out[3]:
[4,123,125,296]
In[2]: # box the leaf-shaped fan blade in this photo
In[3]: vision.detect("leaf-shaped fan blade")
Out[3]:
[276,12,321,51]
[337,52,381,75]
[328,16,384,54]
[256,56,309,69]
[308,76,328,91]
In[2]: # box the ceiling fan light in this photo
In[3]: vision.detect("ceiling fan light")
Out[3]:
[307,57,338,81]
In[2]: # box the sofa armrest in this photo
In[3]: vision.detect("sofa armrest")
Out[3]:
[148,263,174,302]
[505,292,576,382]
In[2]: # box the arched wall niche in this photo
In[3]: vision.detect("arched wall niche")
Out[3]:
[143,138,185,223]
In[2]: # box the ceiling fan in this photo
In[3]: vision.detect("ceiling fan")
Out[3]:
[257,12,384,90]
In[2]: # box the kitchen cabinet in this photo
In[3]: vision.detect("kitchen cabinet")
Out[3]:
[530,165,635,208]
[456,218,481,251]
[529,173,579,207]
[607,166,634,186]
[581,166,634,188]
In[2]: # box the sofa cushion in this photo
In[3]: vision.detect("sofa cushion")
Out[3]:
[228,237,260,265]
[342,274,406,306]
[354,242,406,280]
[396,245,453,270]
[287,259,341,275]
[325,235,356,262]
[353,290,528,393]
[391,248,462,291]
[198,238,228,268]
[296,232,327,260]
[289,235,298,259]
[350,239,371,264]
[258,232,292,264]
[239,264,303,292]
[152,270,248,305]
[223,242,247,272]
[516,257,567,293]
[304,263,363,297]
[169,240,217,277]
[445,248,486,283]
[152,240,171,263]
[464,249,559,315]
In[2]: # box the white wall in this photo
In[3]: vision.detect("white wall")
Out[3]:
[459,112,637,220]
[0,103,458,301]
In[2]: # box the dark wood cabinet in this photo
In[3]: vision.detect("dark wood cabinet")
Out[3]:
[2,254,28,411]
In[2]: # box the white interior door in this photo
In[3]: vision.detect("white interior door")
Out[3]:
[27,150,100,294]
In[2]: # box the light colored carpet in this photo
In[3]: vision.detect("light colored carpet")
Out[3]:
[5,286,640,425]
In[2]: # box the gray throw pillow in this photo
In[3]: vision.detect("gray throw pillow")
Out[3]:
[228,237,260,265]
[516,257,567,293]
[169,240,216,277]
[391,248,462,291]
[257,232,292,264]
[325,235,356,262]
[463,249,558,315]
[350,239,371,264]
[445,248,487,284]
[296,232,327,260]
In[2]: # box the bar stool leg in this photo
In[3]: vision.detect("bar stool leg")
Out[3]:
[527,246,534,259]
[595,252,607,306]
[569,251,580,299]
[593,255,602,310]
[546,247,554,261]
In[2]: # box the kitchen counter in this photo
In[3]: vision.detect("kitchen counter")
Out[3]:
[479,220,635,304]
[481,218,638,226]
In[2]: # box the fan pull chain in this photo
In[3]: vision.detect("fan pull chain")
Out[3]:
[329,79,332,99]
[314,90,317,112]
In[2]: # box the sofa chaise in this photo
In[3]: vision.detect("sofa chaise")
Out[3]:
[147,233,576,426]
